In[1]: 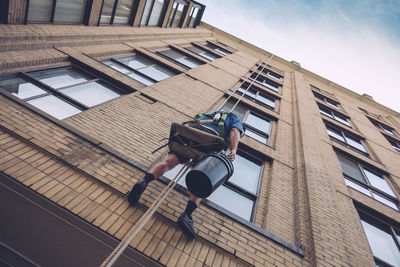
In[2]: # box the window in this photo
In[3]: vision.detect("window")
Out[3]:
[103,54,176,85]
[327,125,368,154]
[313,91,340,109]
[205,43,231,56]
[165,153,262,221]
[185,46,219,61]
[167,0,187,27]
[369,118,396,136]
[249,73,280,92]
[223,101,271,144]
[27,0,87,24]
[319,105,351,127]
[186,4,202,28]
[256,65,283,81]
[158,49,203,69]
[0,0,8,23]
[0,67,121,120]
[337,153,398,210]
[140,0,166,26]
[385,136,400,153]
[358,211,400,266]
[234,83,276,110]
[99,0,137,25]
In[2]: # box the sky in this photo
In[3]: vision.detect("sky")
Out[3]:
[197,0,400,113]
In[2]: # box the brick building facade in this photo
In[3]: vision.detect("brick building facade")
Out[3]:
[1,1,400,266]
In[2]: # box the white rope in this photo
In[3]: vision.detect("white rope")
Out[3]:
[100,162,190,267]
[218,53,275,113]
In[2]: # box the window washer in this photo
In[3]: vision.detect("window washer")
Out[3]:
[127,110,244,239]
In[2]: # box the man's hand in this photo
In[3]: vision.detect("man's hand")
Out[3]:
[227,150,236,161]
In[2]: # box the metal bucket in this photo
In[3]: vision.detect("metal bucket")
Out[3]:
[185,153,234,198]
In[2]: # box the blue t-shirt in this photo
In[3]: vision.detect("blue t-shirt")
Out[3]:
[199,111,244,141]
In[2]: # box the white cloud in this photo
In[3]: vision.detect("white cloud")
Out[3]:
[199,0,400,113]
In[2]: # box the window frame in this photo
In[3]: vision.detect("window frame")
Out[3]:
[98,0,138,25]
[319,105,351,127]
[256,65,283,82]
[184,45,220,61]
[249,72,281,93]
[313,91,340,110]
[384,135,400,153]
[101,53,178,85]
[204,42,232,56]
[157,48,204,69]
[163,151,264,222]
[166,0,188,28]
[326,124,368,155]
[139,0,168,27]
[337,153,398,210]
[0,65,124,120]
[26,0,89,25]
[234,82,277,111]
[358,209,400,266]
[185,3,203,28]
[369,117,397,137]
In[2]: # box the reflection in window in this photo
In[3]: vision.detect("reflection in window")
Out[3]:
[158,49,203,69]
[313,91,340,109]
[359,211,400,267]
[140,0,166,26]
[205,42,231,56]
[326,125,368,154]
[249,73,280,92]
[185,46,219,61]
[167,0,187,27]
[100,0,137,25]
[103,54,176,85]
[222,101,271,144]
[27,0,87,24]
[0,67,122,120]
[236,83,276,110]
[165,154,262,221]
[319,105,351,127]
[186,4,202,28]
[337,153,398,210]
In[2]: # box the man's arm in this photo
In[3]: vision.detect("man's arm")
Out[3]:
[227,127,241,161]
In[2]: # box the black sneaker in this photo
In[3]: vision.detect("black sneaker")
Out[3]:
[177,213,197,239]
[127,179,147,206]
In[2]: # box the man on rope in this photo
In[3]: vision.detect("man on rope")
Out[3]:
[127,110,244,239]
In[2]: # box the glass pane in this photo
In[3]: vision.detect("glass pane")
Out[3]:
[221,101,246,121]
[256,94,275,108]
[116,55,152,70]
[176,57,201,69]
[27,0,52,22]
[207,185,253,220]
[167,2,177,26]
[0,77,47,99]
[127,72,154,85]
[27,95,81,120]
[140,0,152,25]
[313,93,325,102]
[381,124,394,135]
[186,46,217,61]
[237,86,256,99]
[345,179,371,196]
[187,7,198,28]
[246,113,270,133]
[264,82,279,92]
[100,0,114,24]
[245,128,268,144]
[361,220,400,267]
[334,114,351,127]
[327,127,345,142]
[364,169,396,198]
[164,163,189,188]
[267,71,281,81]
[103,60,132,74]
[59,82,120,107]
[325,99,339,109]
[54,0,87,23]
[228,155,261,194]
[319,107,333,118]
[29,68,91,89]
[114,0,134,24]
[337,154,366,183]
[148,0,164,26]
[345,135,367,153]
[139,65,173,81]
[372,193,399,210]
